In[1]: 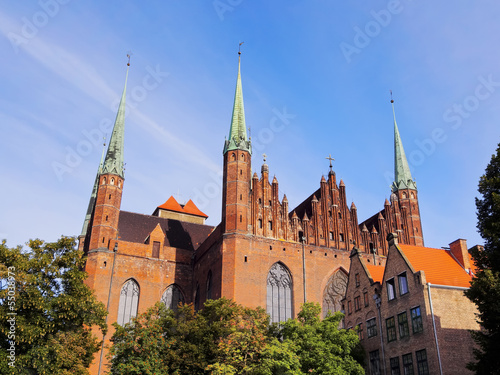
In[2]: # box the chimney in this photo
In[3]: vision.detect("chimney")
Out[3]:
[449,239,471,271]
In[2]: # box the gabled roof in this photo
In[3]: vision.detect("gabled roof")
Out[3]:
[156,196,208,218]
[365,264,384,283]
[182,199,208,218]
[399,244,472,288]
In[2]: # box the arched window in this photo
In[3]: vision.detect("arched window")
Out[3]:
[322,270,348,318]
[117,279,139,326]
[102,177,106,185]
[206,271,213,300]
[231,153,236,161]
[161,284,185,311]
[110,177,115,185]
[267,262,293,323]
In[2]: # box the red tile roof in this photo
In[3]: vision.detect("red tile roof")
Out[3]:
[182,199,208,218]
[157,196,208,218]
[366,264,384,283]
[158,196,184,213]
[399,244,472,288]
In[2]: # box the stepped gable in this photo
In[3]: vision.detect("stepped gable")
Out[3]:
[117,210,214,250]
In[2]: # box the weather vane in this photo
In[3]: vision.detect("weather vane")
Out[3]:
[263,153,267,163]
[238,42,244,55]
[127,51,133,66]
[390,89,394,104]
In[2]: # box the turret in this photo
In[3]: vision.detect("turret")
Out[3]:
[222,49,252,233]
[88,60,129,251]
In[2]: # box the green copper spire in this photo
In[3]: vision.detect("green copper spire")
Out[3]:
[80,139,106,236]
[391,99,417,192]
[102,61,129,177]
[223,47,251,155]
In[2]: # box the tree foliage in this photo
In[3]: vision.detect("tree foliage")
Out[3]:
[110,299,363,375]
[465,142,500,374]
[0,237,107,375]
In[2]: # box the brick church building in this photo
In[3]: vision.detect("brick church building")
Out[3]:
[79,54,426,374]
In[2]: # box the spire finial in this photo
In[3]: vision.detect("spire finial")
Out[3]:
[263,153,267,163]
[238,42,244,56]
[390,89,394,103]
[127,52,132,66]
[326,154,335,171]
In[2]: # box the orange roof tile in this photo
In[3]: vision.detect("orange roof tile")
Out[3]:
[366,264,384,283]
[399,244,472,288]
[182,199,208,218]
[158,196,184,213]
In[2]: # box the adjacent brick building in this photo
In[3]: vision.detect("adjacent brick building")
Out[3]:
[79,56,434,374]
[344,234,480,375]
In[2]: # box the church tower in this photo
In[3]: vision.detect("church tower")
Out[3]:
[390,99,424,246]
[222,49,252,233]
[87,61,129,251]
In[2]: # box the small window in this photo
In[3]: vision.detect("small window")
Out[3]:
[339,233,344,242]
[268,200,272,206]
[363,292,369,307]
[403,353,414,375]
[240,169,242,175]
[329,210,332,217]
[258,198,262,204]
[354,296,361,311]
[338,212,342,219]
[102,237,105,244]
[347,300,352,315]
[416,350,429,375]
[367,317,377,338]
[398,311,409,339]
[369,242,374,251]
[411,306,423,334]
[258,219,262,229]
[102,177,106,185]
[355,273,360,287]
[357,323,364,340]
[329,231,333,240]
[109,194,112,200]
[386,317,397,342]
[390,357,401,375]
[110,177,115,185]
[240,215,242,223]
[268,221,272,231]
[387,278,396,301]
[369,350,381,375]
[240,194,242,200]
[399,272,409,295]
[231,153,236,161]
[152,241,160,259]
[105,215,108,222]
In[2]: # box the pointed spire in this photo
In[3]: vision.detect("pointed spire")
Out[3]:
[321,175,327,183]
[351,202,357,210]
[362,224,369,232]
[378,212,385,220]
[102,58,130,178]
[80,138,107,236]
[385,198,390,206]
[223,46,251,155]
[391,96,417,192]
[283,194,288,203]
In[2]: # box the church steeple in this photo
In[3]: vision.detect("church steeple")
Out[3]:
[391,98,417,192]
[102,61,129,178]
[223,46,251,155]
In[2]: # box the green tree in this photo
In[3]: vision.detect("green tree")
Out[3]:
[0,237,107,375]
[110,299,364,375]
[280,302,364,375]
[110,298,301,375]
[465,142,500,374]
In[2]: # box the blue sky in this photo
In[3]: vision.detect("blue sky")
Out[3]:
[1,1,499,250]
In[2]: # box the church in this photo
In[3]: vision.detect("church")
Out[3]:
[79,53,424,374]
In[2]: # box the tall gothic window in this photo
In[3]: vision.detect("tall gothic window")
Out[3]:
[266,262,293,323]
[322,270,348,317]
[161,284,185,311]
[206,271,213,301]
[117,279,139,326]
